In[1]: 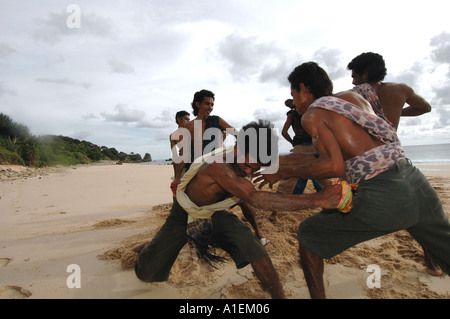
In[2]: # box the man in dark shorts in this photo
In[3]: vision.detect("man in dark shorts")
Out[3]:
[348,52,440,275]
[135,120,343,299]
[256,62,450,299]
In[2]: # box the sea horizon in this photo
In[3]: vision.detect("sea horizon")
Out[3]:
[146,142,450,166]
[403,142,450,165]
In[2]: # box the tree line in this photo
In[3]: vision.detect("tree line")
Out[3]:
[0,113,152,167]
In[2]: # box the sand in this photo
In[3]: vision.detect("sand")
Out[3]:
[0,162,449,300]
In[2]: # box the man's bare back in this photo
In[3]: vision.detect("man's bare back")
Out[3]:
[184,154,254,206]
[371,82,431,128]
[347,52,431,129]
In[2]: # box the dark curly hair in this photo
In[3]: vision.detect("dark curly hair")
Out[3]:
[175,110,189,125]
[347,52,387,82]
[288,62,333,99]
[191,89,215,116]
[237,119,278,167]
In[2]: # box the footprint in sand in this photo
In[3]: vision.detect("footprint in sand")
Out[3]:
[0,258,12,267]
[0,285,32,299]
[0,259,32,299]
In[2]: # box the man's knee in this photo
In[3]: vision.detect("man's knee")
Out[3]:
[134,245,172,282]
[297,222,335,260]
[134,257,169,282]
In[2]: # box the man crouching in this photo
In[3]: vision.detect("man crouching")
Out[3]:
[134,120,342,299]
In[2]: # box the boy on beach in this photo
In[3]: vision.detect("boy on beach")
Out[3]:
[135,120,343,299]
[256,62,450,299]
[170,110,190,196]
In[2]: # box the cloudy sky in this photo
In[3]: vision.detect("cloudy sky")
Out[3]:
[1,0,449,160]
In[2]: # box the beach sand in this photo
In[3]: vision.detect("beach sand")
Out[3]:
[0,162,449,300]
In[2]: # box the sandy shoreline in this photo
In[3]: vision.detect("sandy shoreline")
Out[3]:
[0,162,449,299]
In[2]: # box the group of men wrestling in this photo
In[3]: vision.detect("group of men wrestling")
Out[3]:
[134,52,450,299]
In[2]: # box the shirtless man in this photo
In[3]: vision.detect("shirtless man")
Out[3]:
[170,110,190,196]
[256,62,450,299]
[134,120,343,299]
[348,52,439,275]
[174,89,267,243]
[347,52,431,129]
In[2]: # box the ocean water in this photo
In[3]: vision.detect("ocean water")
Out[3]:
[145,159,173,165]
[147,143,450,166]
[402,143,450,165]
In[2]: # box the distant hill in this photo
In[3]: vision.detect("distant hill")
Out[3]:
[0,112,152,167]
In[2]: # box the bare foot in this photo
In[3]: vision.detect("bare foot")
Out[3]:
[427,264,443,276]
[424,250,443,276]
[132,241,150,253]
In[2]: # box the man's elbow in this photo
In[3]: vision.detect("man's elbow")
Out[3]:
[328,161,345,178]
[412,96,432,115]
[417,100,432,114]
[416,104,431,116]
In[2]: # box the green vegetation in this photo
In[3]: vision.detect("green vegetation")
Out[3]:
[0,113,152,167]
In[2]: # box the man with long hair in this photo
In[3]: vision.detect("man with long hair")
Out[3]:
[135,120,342,299]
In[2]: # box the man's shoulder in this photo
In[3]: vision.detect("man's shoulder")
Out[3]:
[334,90,360,99]
[309,91,373,115]
[183,119,197,131]
[205,115,220,125]
[381,82,413,92]
[170,127,185,141]
[200,160,235,178]
[170,127,185,134]
[333,91,369,107]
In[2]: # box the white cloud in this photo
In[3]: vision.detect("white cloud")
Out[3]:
[432,83,450,106]
[35,77,92,89]
[0,43,15,58]
[32,9,115,44]
[217,31,291,84]
[1,0,449,159]
[0,82,17,96]
[386,62,425,88]
[100,103,146,123]
[108,57,135,74]
[430,31,450,64]
[312,47,347,80]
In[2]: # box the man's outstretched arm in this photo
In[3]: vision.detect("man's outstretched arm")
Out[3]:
[211,163,342,212]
